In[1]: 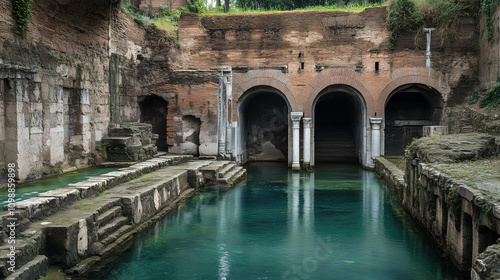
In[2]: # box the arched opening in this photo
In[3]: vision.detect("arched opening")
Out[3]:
[385,84,443,156]
[238,87,289,163]
[139,95,168,151]
[313,85,365,164]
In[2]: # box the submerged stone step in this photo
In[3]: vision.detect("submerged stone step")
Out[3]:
[218,166,246,186]
[98,216,129,241]
[217,162,236,178]
[99,224,133,248]
[97,206,122,227]
[4,255,48,280]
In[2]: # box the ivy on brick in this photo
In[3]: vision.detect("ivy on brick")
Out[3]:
[12,0,34,35]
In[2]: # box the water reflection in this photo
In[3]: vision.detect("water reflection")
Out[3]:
[97,163,463,280]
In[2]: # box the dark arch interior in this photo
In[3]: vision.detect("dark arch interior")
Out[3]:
[241,91,288,162]
[315,92,359,163]
[139,95,168,151]
[385,85,442,156]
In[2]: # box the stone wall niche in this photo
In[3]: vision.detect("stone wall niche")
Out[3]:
[238,89,289,163]
[169,115,201,156]
[139,95,168,151]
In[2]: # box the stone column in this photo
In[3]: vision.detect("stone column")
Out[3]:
[291,112,303,171]
[370,117,383,159]
[302,117,312,169]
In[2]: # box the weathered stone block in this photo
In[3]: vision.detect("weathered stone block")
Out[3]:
[423,126,448,137]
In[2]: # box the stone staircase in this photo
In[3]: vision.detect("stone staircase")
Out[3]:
[0,157,246,279]
[0,229,48,280]
[200,161,247,188]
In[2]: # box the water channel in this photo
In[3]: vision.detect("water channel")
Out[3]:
[0,167,118,208]
[96,162,463,280]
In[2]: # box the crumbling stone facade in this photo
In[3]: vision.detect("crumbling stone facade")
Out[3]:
[178,7,477,169]
[0,3,481,182]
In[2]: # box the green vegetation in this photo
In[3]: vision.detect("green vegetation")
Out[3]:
[386,0,469,50]
[12,0,34,35]
[121,1,181,38]
[203,1,385,14]
[470,80,500,109]
[233,0,383,12]
[480,0,499,43]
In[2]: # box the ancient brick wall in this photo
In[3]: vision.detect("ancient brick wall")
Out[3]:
[179,7,478,112]
[178,7,478,164]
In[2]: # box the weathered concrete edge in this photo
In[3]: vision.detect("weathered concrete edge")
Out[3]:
[373,157,406,201]
[68,189,197,276]
[374,156,500,279]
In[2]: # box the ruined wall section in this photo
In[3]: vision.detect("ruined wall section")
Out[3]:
[178,8,477,109]
[0,0,146,182]
[479,4,500,90]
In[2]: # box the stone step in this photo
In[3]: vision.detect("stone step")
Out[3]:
[98,216,129,241]
[4,255,48,280]
[97,206,122,227]
[218,166,246,186]
[199,161,231,182]
[99,225,133,247]
[217,162,236,178]
[0,236,41,278]
[230,168,247,186]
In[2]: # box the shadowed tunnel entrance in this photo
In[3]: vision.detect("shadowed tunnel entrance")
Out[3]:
[139,95,168,151]
[385,84,443,156]
[314,88,364,163]
[238,88,289,162]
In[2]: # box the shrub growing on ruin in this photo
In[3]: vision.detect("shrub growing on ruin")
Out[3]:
[12,0,33,35]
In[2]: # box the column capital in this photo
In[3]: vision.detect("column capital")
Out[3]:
[369,117,383,124]
[291,112,304,122]
[302,117,312,128]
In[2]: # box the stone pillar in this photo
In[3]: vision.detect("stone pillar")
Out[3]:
[291,112,303,171]
[302,117,312,169]
[370,117,383,159]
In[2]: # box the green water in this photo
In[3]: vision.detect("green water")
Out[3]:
[97,162,464,280]
[0,167,118,208]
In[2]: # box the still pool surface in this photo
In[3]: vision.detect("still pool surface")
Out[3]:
[98,162,463,280]
[0,167,118,208]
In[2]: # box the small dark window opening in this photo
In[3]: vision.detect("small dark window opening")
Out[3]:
[298,51,302,58]
[300,62,305,70]
[375,62,379,72]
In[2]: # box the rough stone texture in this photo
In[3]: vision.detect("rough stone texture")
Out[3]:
[399,134,500,274]
[0,0,145,182]
[473,244,500,280]
[479,4,500,90]
[407,133,497,163]
[444,105,500,136]
[103,122,158,162]
[4,255,48,280]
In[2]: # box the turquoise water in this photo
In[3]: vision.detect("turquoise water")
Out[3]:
[97,162,463,280]
[0,167,118,208]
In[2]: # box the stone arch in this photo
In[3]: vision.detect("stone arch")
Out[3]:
[377,67,450,115]
[237,86,291,164]
[310,84,368,166]
[304,68,374,117]
[232,70,296,122]
[384,82,444,156]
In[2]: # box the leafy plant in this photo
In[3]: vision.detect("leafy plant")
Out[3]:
[387,0,422,50]
[478,81,500,109]
[12,0,34,35]
[480,0,499,43]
